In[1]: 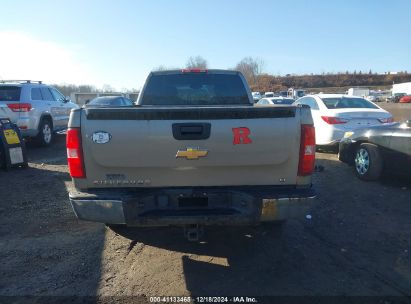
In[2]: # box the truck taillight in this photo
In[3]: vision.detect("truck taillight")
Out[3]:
[7,103,32,112]
[66,128,86,178]
[298,124,316,176]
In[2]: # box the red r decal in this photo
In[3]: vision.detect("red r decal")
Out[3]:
[232,127,252,145]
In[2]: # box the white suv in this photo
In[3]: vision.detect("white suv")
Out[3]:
[0,80,79,145]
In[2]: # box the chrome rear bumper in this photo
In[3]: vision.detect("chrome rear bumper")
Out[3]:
[69,186,316,225]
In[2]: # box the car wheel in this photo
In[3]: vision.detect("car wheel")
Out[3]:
[36,119,53,146]
[354,143,383,181]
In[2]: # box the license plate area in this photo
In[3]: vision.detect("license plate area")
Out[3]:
[123,189,259,224]
[178,196,208,208]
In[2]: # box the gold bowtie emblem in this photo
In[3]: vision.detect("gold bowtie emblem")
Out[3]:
[176,148,208,160]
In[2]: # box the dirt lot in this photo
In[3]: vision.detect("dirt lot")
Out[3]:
[0,103,410,301]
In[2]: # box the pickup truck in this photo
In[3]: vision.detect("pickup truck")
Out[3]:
[67,69,316,240]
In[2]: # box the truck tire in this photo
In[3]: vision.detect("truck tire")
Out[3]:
[354,143,383,181]
[36,118,53,146]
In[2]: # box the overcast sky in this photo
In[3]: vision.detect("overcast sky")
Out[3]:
[0,0,410,91]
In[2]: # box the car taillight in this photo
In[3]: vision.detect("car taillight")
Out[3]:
[298,124,316,176]
[7,103,32,112]
[66,128,86,178]
[378,117,394,123]
[321,116,348,124]
[181,68,208,73]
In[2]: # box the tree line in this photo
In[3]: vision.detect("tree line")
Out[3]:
[180,56,411,91]
[52,55,411,96]
[252,71,411,92]
[51,83,139,98]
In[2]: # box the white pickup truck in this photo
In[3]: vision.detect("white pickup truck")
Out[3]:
[67,69,316,240]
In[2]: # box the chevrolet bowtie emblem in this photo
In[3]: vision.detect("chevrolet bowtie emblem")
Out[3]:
[176,148,208,160]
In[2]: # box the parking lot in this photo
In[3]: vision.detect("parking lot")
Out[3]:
[0,103,410,300]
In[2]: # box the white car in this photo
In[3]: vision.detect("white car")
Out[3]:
[294,94,393,147]
[251,92,261,102]
[264,92,275,98]
[256,97,295,105]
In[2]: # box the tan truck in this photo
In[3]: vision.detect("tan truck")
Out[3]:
[67,69,316,240]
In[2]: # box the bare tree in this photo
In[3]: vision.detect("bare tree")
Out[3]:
[153,65,168,71]
[235,57,265,87]
[186,56,208,69]
[102,84,114,93]
[153,65,181,71]
[53,84,97,96]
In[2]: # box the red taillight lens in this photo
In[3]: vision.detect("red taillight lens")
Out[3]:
[298,124,316,176]
[66,128,86,178]
[181,68,208,73]
[7,103,32,112]
[321,116,348,124]
[378,117,394,123]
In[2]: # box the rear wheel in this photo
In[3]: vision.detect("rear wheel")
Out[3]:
[354,143,383,181]
[36,119,53,146]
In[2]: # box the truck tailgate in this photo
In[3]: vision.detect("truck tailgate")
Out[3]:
[78,106,302,188]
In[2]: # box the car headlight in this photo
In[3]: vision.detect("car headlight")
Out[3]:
[343,131,354,138]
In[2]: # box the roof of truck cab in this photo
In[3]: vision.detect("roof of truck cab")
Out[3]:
[150,69,240,75]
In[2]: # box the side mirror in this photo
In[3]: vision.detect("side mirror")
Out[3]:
[63,96,71,103]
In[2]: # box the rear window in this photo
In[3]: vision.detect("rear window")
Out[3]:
[272,98,294,105]
[0,86,21,101]
[141,73,249,106]
[322,97,378,109]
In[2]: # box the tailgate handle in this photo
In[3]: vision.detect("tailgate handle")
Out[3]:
[181,126,203,135]
[172,123,211,140]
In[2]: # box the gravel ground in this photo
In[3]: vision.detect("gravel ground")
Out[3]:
[0,103,410,302]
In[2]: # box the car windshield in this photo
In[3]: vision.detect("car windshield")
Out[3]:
[0,86,21,101]
[322,97,378,109]
[142,73,249,106]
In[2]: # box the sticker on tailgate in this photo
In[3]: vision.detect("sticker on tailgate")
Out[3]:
[92,131,111,144]
[232,127,252,145]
